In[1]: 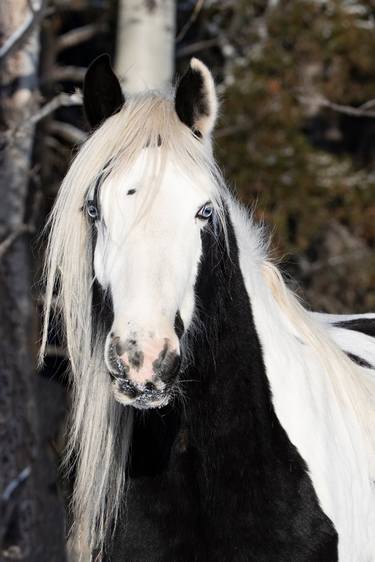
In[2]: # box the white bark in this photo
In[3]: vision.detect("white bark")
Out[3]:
[115,0,176,94]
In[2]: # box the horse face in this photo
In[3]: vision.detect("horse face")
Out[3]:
[91,149,216,408]
[80,55,219,408]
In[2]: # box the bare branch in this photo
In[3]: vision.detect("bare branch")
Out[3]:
[0,467,31,547]
[45,134,65,152]
[48,120,87,145]
[1,467,31,503]
[51,65,86,83]
[176,0,205,43]
[177,38,220,58]
[0,0,47,64]
[30,91,82,125]
[298,94,375,118]
[56,23,106,53]
[358,99,375,111]
[0,224,34,260]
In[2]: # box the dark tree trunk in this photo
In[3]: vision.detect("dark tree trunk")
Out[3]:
[0,2,66,560]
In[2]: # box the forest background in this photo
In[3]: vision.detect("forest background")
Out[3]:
[0,0,374,560]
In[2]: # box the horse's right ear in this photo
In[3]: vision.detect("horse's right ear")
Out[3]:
[83,54,125,129]
[175,58,218,137]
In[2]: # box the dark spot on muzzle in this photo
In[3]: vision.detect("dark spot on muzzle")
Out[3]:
[152,342,168,373]
[153,349,181,385]
[129,350,144,370]
[118,379,141,398]
[107,338,130,378]
[113,336,144,371]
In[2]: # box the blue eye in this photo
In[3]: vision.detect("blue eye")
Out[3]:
[86,201,98,220]
[196,203,213,220]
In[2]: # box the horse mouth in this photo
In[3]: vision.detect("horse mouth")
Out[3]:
[105,337,180,409]
[111,377,172,409]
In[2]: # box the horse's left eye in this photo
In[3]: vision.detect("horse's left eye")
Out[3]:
[196,203,213,220]
[86,202,98,220]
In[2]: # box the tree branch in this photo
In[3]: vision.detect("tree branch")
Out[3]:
[358,99,375,111]
[51,65,86,83]
[177,38,220,58]
[0,224,34,260]
[298,94,375,118]
[30,91,82,125]
[56,23,106,53]
[0,0,47,64]
[48,120,87,144]
[176,0,205,43]
[1,467,31,503]
[0,467,31,546]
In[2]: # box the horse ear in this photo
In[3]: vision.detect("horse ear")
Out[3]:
[175,58,218,137]
[83,54,125,129]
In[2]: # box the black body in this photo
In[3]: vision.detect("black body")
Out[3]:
[105,216,338,561]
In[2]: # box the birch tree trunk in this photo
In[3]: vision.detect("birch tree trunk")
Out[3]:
[0,2,66,560]
[115,0,176,94]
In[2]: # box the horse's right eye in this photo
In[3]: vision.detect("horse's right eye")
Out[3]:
[86,202,98,220]
[196,203,213,220]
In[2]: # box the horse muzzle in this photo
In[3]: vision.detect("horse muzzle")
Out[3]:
[105,333,181,409]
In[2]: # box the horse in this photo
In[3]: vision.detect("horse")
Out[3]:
[40,54,375,561]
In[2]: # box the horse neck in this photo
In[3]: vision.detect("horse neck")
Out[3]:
[221,199,375,554]
[183,206,280,456]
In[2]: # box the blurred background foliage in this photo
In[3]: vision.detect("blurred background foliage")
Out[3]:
[39,0,374,312]
[197,0,375,311]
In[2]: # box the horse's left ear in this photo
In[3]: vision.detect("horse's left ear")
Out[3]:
[175,58,218,137]
[83,54,125,129]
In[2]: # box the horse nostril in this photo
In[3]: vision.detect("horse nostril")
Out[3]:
[113,336,124,357]
[107,335,129,377]
[118,379,140,398]
[158,353,181,384]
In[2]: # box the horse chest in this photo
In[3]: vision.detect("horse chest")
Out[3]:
[108,398,337,562]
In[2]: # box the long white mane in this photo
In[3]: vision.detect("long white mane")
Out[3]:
[40,94,226,555]
[41,92,375,559]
